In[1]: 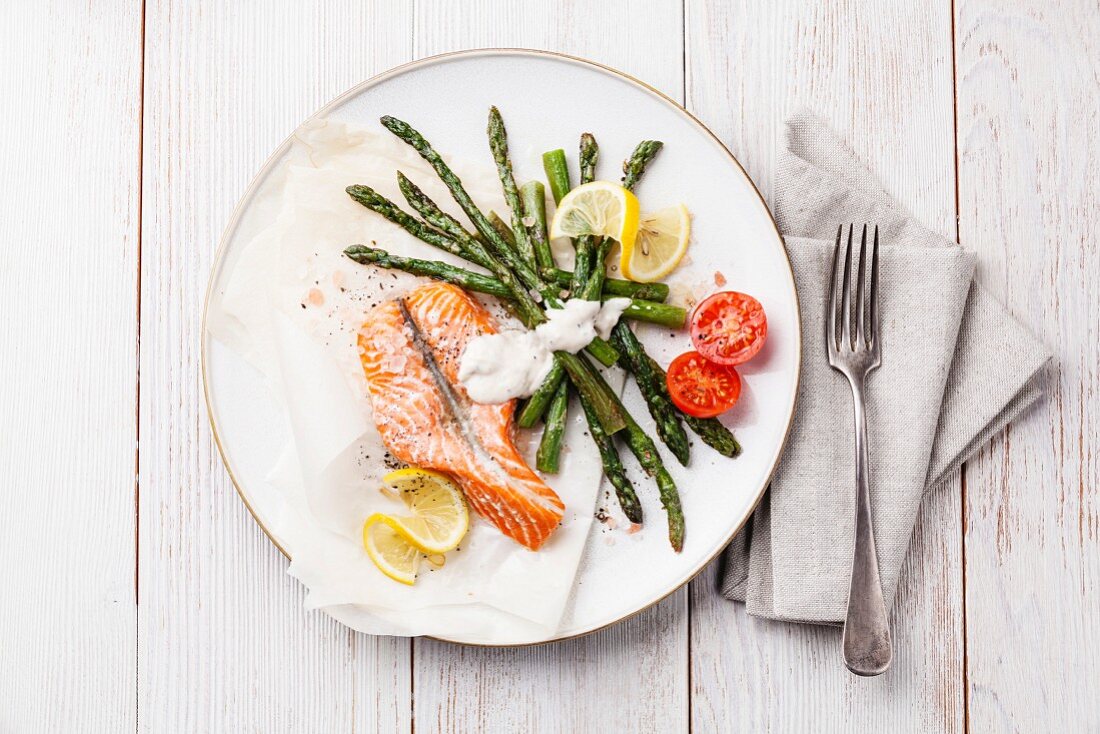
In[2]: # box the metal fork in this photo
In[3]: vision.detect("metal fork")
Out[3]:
[828,223,891,676]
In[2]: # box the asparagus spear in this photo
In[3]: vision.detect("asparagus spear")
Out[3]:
[358,172,618,366]
[397,173,540,292]
[520,139,668,425]
[618,300,684,328]
[617,401,684,551]
[556,354,628,435]
[583,138,684,544]
[611,325,691,465]
[546,269,669,302]
[488,210,516,247]
[535,381,569,473]
[385,116,617,366]
[487,106,537,269]
[470,215,670,300]
[520,181,555,273]
[491,210,672,302]
[342,245,684,327]
[579,132,599,184]
[577,237,615,301]
[380,115,534,275]
[646,355,742,457]
[525,172,568,468]
[517,363,565,428]
[541,148,571,205]
[569,135,686,542]
[345,184,475,264]
[570,133,599,292]
[397,172,479,246]
[581,141,666,304]
[579,397,643,524]
[482,110,618,367]
[615,139,743,458]
[378,113,626,432]
[529,172,570,470]
[485,110,680,544]
[609,140,698,466]
[622,140,664,191]
[344,244,500,291]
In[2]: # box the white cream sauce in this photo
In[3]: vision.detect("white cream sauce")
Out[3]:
[458,297,632,404]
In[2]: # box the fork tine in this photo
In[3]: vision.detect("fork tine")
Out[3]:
[828,225,844,350]
[869,225,880,346]
[841,224,854,349]
[856,224,868,345]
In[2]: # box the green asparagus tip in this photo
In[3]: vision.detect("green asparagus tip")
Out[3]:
[343,244,377,263]
[380,116,420,144]
[580,134,599,184]
[395,170,421,203]
[346,184,381,204]
[622,141,664,190]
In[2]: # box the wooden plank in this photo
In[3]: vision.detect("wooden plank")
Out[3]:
[0,1,141,729]
[416,599,689,732]
[413,0,682,100]
[685,1,965,730]
[137,2,414,730]
[955,0,1100,728]
[410,2,689,732]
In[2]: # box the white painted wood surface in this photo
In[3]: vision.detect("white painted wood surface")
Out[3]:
[955,0,1100,730]
[0,1,142,730]
[1,0,1096,731]
[137,2,413,731]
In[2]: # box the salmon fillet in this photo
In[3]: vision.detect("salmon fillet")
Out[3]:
[357,282,565,550]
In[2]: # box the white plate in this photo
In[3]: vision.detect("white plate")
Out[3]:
[203,49,800,645]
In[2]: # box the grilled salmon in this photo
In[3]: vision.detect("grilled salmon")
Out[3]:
[357,282,565,550]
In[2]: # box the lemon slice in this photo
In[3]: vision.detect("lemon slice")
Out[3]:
[363,516,422,585]
[381,468,469,553]
[620,204,691,282]
[549,181,640,251]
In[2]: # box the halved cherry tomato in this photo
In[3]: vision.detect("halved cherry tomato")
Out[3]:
[690,291,767,366]
[666,351,742,418]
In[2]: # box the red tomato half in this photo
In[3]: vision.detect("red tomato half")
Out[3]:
[690,291,767,366]
[666,351,742,419]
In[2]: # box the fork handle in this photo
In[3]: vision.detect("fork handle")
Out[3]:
[841,374,892,676]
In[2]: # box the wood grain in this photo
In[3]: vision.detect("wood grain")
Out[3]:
[0,1,142,730]
[410,2,689,731]
[955,0,1100,729]
[137,2,414,730]
[685,1,965,730]
[416,599,688,733]
[6,1,1099,729]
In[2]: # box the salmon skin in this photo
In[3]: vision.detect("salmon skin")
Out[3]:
[358,282,565,550]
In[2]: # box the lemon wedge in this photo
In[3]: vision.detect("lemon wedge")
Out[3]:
[380,468,469,553]
[549,181,640,252]
[363,517,422,585]
[619,204,691,282]
[362,468,469,585]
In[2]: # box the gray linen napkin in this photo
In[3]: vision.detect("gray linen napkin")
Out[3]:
[721,113,1052,623]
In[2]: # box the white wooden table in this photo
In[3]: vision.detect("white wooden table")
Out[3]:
[2,1,1097,730]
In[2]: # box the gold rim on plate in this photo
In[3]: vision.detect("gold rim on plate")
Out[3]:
[201,48,801,647]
